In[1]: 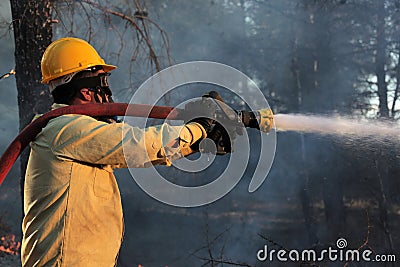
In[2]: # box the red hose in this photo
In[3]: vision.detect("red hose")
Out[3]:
[0,103,184,186]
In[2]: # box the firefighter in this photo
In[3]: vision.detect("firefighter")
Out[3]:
[21,37,274,266]
[21,37,216,267]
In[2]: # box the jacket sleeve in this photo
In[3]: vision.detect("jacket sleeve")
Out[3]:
[48,114,198,168]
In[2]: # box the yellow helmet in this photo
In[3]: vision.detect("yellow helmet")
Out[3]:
[41,37,117,84]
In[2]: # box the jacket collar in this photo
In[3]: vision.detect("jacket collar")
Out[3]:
[51,103,69,110]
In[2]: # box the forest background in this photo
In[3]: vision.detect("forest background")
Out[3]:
[0,0,399,266]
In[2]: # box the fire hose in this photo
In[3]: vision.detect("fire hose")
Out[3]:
[0,101,266,185]
[0,100,272,187]
[0,103,184,186]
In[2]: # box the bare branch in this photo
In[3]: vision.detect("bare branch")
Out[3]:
[80,0,167,71]
[0,69,16,80]
[344,210,372,267]
[190,211,252,267]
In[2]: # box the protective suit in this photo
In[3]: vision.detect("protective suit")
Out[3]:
[22,104,203,267]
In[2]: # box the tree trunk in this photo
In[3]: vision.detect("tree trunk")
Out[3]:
[10,0,53,214]
[375,1,389,118]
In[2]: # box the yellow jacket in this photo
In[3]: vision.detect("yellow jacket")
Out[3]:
[22,104,204,267]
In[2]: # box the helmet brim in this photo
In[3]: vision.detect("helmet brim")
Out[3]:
[42,63,117,84]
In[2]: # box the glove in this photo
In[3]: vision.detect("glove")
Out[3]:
[239,108,274,133]
[184,94,219,132]
[205,122,233,155]
[183,92,220,151]
[200,91,236,155]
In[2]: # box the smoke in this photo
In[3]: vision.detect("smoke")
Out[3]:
[0,0,21,239]
[58,0,400,265]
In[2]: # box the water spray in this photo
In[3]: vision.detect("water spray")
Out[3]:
[274,113,400,139]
